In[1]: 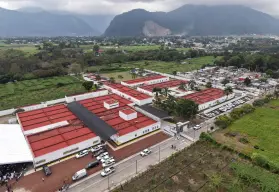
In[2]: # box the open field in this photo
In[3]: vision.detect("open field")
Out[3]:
[113,140,277,192]
[115,56,219,73]
[0,76,85,110]
[0,43,39,54]
[213,100,279,163]
[101,71,139,82]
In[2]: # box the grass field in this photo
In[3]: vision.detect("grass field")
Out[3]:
[115,56,219,73]
[213,100,279,163]
[0,76,85,110]
[113,140,276,192]
[0,43,39,54]
[101,71,138,82]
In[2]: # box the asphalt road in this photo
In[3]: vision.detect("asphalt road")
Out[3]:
[68,137,192,192]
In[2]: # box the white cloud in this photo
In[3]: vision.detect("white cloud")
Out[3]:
[0,0,279,16]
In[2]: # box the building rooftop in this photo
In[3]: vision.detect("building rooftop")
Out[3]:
[18,105,97,157]
[78,94,157,137]
[105,83,152,100]
[122,75,167,85]
[121,109,136,115]
[139,80,188,92]
[182,88,225,104]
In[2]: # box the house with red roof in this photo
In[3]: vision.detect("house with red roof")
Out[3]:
[121,75,169,88]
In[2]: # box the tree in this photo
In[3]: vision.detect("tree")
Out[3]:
[179,82,187,90]
[131,72,137,79]
[244,77,251,86]
[174,99,198,119]
[118,75,124,79]
[162,88,169,97]
[82,81,93,92]
[172,71,177,76]
[205,82,212,88]
[152,87,162,97]
[188,80,196,90]
[109,77,116,84]
[69,63,81,75]
[221,78,230,86]
[266,69,273,77]
[224,86,233,97]
[95,75,101,81]
[93,44,100,53]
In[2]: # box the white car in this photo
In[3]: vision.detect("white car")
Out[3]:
[102,159,116,168]
[97,152,109,161]
[101,167,115,177]
[75,150,89,159]
[100,155,113,163]
[91,145,103,153]
[140,149,151,157]
[193,125,201,130]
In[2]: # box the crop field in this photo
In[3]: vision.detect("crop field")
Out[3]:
[113,140,278,192]
[213,100,279,164]
[101,71,138,82]
[0,76,84,110]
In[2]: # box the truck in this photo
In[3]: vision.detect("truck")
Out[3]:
[72,169,87,181]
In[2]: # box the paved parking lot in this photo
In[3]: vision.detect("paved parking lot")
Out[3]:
[0,132,169,192]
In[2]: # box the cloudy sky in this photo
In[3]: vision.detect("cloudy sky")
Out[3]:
[0,0,279,16]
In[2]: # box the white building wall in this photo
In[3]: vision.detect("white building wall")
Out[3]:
[115,122,161,144]
[103,85,152,106]
[119,111,137,121]
[65,90,108,103]
[121,77,169,88]
[34,136,101,167]
[198,93,235,111]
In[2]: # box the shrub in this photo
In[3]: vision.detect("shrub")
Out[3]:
[253,99,267,107]
[56,82,65,87]
[214,114,232,129]
[251,153,270,169]
[239,137,249,144]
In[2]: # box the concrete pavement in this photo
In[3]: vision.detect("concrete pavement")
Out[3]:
[68,137,192,192]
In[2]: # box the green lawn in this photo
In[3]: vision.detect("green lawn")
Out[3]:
[216,100,279,163]
[101,71,137,82]
[0,76,85,110]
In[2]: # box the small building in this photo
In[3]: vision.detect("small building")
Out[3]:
[121,75,169,88]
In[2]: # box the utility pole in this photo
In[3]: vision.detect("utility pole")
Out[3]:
[136,160,138,174]
[159,146,161,162]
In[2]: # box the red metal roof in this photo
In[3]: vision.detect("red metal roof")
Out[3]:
[182,88,225,104]
[78,94,157,138]
[105,83,152,100]
[139,80,188,92]
[123,75,167,85]
[18,104,98,157]
[121,109,136,115]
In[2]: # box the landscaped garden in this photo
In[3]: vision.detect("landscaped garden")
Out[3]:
[0,76,84,110]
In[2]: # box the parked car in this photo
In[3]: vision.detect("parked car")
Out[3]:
[91,145,103,153]
[100,155,113,163]
[102,159,115,168]
[85,161,100,169]
[101,167,115,177]
[76,150,89,159]
[97,152,109,161]
[93,149,106,157]
[140,149,151,157]
[193,125,201,130]
[43,165,52,176]
[72,169,87,181]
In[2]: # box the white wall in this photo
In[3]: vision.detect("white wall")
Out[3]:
[65,90,108,103]
[103,85,152,106]
[121,77,169,88]
[137,87,153,96]
[22,103,48,112]
[198,93,235,111]
[0,109,16,116]
[115,122,161,144]
[34,136,101,167]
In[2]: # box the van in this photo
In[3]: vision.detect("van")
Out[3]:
[72,169,87,181]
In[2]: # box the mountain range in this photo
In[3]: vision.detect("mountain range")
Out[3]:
[105,5,279,36]
[0,7,114,37]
